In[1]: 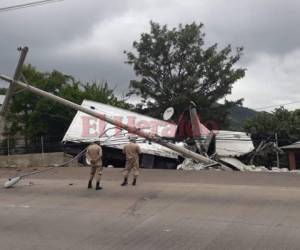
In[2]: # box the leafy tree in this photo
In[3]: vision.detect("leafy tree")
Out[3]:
[81,82,130,109]
[244,107,300,146]
[125,21,245,128]
[4,64,129,144]
[0,88,7,95]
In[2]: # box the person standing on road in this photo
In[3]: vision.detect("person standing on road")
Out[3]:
[121,136,141,186]
[86,142,103,190]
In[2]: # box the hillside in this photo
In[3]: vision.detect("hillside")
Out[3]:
[228,106,257,131]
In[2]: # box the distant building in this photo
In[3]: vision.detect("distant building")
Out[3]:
[281,142,300,170]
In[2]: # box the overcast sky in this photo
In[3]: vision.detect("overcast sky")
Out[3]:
[0,0,299,111]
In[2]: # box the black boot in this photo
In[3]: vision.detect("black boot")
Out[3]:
[132,177,137,186]
[88,180,92,189]
[121,177,128,186]
[95,181,102,190]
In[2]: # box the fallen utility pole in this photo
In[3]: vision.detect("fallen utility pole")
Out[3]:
[0,47,218,166]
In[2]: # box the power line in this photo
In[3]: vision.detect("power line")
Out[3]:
[253,101,300,111]
[0,0,64,13]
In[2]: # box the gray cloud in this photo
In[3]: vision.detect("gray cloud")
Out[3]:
[0,0,299,110]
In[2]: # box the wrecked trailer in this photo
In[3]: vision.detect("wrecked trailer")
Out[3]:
[62,100,255,170]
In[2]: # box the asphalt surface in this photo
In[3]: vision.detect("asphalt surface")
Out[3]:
[1,167,300,250]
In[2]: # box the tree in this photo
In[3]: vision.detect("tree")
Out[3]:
[81,82,130,110]
[244,107,300,146]
[4,65,129,144]
[0,88,7,95]
[125,21,245,128]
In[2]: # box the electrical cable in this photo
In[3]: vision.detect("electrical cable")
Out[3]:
[253,101,300,111]
[4,147,86,188]
[0,0,63,13]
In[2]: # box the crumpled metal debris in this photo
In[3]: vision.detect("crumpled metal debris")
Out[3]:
[177,158,229,171]
[177,159,206,171]
[177,158,297,173]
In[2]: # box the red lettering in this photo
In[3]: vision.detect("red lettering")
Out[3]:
[81,116,98,137]
[113,116,123,136]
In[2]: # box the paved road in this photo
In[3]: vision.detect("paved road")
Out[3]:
[1,168,300,250]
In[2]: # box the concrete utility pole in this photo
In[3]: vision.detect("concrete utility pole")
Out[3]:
[0,47,218,166]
